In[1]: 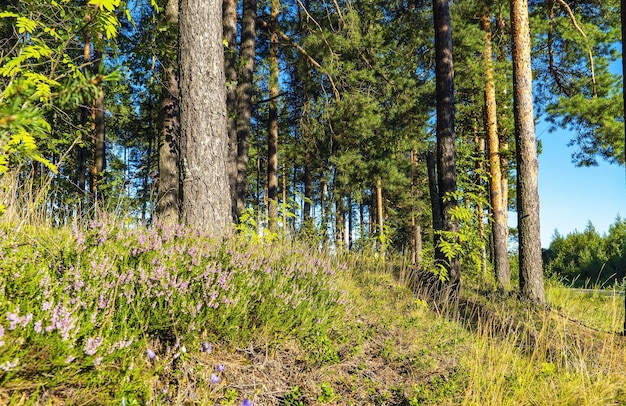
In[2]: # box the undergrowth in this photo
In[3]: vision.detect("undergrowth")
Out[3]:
[1,218,626,405]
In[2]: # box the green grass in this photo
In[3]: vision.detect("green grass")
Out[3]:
[1,221,626,405]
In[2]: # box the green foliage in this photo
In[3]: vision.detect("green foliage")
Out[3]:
[0,0,124,176]
[283,385,306,406]
[0,221,346,402]
[544,218,626,286]
[317,381,337,403]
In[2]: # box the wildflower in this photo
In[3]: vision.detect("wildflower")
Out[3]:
[210,373,221,384]
[217,363,225,372]
[93,356,103,367]
[84,336,103,356]
[201,342,212,353]
[34,320,42,333]
[242,399,253,406]
[0,358,18,371]
[147,349,156,360]
[65,355,75,364]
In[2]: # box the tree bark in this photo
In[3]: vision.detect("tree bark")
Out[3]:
[511,0,545,303]
[482,12,510,289]
[90,47,105,206]
[433,0,460,287]
[267,0,280,232]
[77,31,90,209]
[223,0,238,222]
[179,0,233,234]
[235,0,257,220]
[157,0,180,224]
[411,149,422,268]
[376,178,384,256]
[474,130,488,278]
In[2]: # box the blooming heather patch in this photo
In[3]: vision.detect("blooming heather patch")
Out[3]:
[0,221,346,403]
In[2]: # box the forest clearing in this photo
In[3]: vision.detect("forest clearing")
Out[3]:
[1,0,626,404]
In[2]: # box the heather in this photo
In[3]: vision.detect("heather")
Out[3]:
[0,220,345,404]
[2,221,626,405]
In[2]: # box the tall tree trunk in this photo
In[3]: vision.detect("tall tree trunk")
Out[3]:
[223,0,238,222]
[157,0,180,224]
[426,149,443,234]
[474,130,488,278]
[179,0,233,234]
[303,146,312,225]
[347,194,353,250]
[433,0,460,287]
[235,0,257,220]
[90,47,105,206]
[267,0,280,232]
[77,31,90,211]
[511,0,545,303]
[482,12,510,289]
[411,149,422,268]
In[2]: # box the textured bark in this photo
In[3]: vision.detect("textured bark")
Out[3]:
[223,0,238,222]
[474,132,488,277]
[179,0,233,234]
[511,0,545,303]
[426,149,443,234]
[267,0,280,232]
[235,0,257,220]
[156,0,180,224]
[303,147,312,224]
[410,149,422,268]
[77,32,90,202]
[90,48,105,205]
[433,0,460,287]
[482,13,510,289]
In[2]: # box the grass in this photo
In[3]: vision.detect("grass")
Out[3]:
[1,219,626,405]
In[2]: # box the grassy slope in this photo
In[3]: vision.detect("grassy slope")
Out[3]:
[1,224,626,405]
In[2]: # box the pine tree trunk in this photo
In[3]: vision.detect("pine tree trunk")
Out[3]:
[235,0,257,220]
[223,0,238,222]
[410,149,422,267]
[426,149,443,233]
[77,32,90,211]
[303,147,312,225]
[511,0,545,303]
[267,0,280,232]
[474,130,488,277]
[90,47,105,206]
[433,0,460,287]
[482,12,510,289]
[157,0,180,224]
[179,0,233,234]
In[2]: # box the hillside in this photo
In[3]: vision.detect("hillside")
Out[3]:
[1,222,625,405]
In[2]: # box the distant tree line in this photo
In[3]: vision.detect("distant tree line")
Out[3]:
[543,217,626,286]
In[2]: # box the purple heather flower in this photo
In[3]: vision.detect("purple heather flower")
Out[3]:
[34,320,42,333]
[147,348,156,360]
[210,373,221,384]
[201,342,212,353]
[242,399,253,406]
[0,358,19,372]
[84,336,103,356]
[217,363,225,372]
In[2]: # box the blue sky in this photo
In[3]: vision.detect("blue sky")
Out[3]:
[528,121,625,248]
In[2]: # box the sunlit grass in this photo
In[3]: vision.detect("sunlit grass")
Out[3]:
[1,219,626,405]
